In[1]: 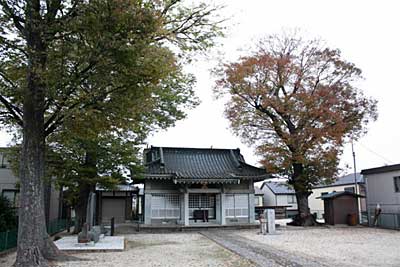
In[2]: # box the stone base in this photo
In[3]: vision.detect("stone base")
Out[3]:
[55,236,125,251]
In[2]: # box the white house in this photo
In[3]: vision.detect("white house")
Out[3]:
[361,164,400,229]
[260,181,298,218]
[308,173,366,219]
[254,186,264,207]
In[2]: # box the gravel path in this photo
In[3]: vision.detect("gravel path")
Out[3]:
[201,230,329,267]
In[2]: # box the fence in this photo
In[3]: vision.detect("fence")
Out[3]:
[47,218,72,235]
[0,229,17,252]
[310,210,324,220]
[0,218,73,253]
[368,212,400,230]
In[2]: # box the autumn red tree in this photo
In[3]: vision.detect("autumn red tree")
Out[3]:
[215,33,378,225]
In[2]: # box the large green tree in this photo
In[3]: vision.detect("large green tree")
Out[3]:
[0,1,223,266]
[215,33,377,226]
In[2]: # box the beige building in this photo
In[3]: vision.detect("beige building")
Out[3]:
[0,148,61,221]
[308,173,365,219]
[0,148,19,207]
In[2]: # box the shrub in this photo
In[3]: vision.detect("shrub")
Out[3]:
[0,195,17,231]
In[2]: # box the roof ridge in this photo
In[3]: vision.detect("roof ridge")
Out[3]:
[151,146,241,151]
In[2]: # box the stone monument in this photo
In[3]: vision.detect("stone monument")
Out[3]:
[77,192,100,244]
[266,209,276,234]
[259,213,267,235]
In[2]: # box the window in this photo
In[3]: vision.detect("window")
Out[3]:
[189,194,216,219]
[151,194,180,219]
[344,187,355,193]
[254,196,263,206]
[394,177,400,193]
[287,195,296,204]
[0,153,9,168]
[2,189,19,207]
[225,194,249,218]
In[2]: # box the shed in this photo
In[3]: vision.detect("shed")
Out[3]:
[96,185,139,224]
[318,191,365,225]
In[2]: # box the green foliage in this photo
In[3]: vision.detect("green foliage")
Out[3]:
[0,195,17,232]
[0,0,225,189]
[0,0,224,260]
[47,133,143,205]
[0,0,224,134]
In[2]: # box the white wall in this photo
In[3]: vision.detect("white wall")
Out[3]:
[365,171,400,213]
[262,185,276,206]
[276,195,297,211]
[309,184,363,213]
[0,168,18,192]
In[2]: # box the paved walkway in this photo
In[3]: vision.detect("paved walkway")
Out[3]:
[201,230,329,267]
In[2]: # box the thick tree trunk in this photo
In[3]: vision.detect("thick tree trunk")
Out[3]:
[289,163,317,226]
[73,183,92,234]
[293,191,315,226]
[16,57,53,266]
[15,2,59,266]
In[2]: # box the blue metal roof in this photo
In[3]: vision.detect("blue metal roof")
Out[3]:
[262,182,295,195]
[313,173,364,188]
[317,191,365,199]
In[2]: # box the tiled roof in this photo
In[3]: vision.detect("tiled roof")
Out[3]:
[313,173,364,188]
[262,182,295,195]
[144,146,268,183]
[96,184,137,192]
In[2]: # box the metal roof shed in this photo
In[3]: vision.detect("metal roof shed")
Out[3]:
[318,191,365,225]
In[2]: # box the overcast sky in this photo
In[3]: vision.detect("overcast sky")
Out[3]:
[148,0,400,173]
[1,0,399,175]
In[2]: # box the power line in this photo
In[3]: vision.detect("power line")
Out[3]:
[357,142,395,165]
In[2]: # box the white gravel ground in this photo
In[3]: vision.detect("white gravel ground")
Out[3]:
[2,227,399,267]
[0,233,253,267]
[238,226,400,267]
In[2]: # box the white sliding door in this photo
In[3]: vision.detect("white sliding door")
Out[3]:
[225,194,249,218]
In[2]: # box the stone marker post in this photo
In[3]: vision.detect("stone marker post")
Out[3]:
[86,192,96,230]
[266,209,276,234]
[259,212,267,235]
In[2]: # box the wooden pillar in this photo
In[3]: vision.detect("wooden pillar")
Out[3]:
[184,191,189,226]
[248,193,255,223]
[220,185,226,225]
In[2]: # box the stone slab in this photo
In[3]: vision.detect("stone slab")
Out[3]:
[55,236,125,251]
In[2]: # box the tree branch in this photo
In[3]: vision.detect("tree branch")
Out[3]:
[0,0,26,35]
[0,94,23,126]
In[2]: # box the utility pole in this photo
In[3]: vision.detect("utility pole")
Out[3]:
[351,140,362,224]
[351,140,358,195]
